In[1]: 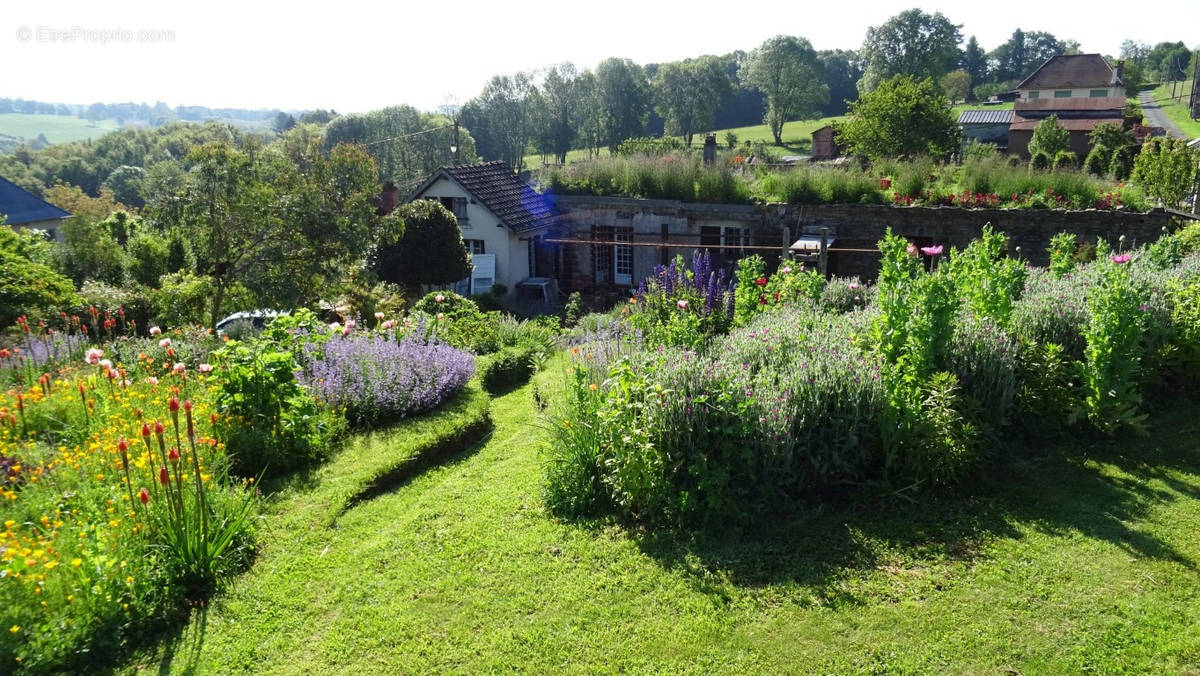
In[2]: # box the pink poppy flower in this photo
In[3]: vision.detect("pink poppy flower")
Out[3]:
[921,245,944,256]
[85,348,104,365]
[1110,253,1131,264]
[677,299,689,309]
[374,312,385,320]
[158,338,171,348]
[149,326,162,336]
[435,294,446,303]
[198,363,213,374]
[172,362,186,374]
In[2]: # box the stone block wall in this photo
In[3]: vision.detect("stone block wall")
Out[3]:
[550,195,1173,287]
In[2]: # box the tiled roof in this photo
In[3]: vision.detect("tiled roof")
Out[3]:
[1016,54,1121,90]
[0,176,70,225]
[1009,117,1114,132]
[1014,97,1126,112]
[438,161,558,233]
[958,109,1014,125]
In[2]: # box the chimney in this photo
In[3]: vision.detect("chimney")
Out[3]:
[377,181,400,216]
[1115,59,1124,84]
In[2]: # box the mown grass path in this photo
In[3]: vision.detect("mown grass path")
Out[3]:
[128,368,1200,674]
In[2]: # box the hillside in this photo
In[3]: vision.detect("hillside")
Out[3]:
[0,113,120,150]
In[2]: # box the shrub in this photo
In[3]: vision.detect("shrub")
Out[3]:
[411,291,500,353]
[631,251,734,348]
[1109,145,1135,181]
[1051,150,1078,172]
[478,344,537,394]
[1029,151,1051,172]
[948,315,1018,431]
[820,276,874,312]
[213,339,340,476]
[546,307,886,525]
[0,225,78,326]
[1011,266,1091,359]
[1083,144,1111,176]
[300,332,475,427]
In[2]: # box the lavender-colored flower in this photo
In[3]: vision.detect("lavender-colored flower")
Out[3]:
[299,333,475,426]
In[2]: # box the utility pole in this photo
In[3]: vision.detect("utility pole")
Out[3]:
[452,119,461,166]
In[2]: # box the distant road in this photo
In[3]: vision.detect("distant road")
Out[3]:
[1138,91,1186,139]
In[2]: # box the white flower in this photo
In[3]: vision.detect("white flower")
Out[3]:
[435,294,446,303]
[158,338,171,348]
[374,312,385,320]
[149,326,162,336]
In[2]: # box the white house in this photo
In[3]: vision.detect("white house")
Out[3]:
[407,162,561,298]
[0,175,70,241]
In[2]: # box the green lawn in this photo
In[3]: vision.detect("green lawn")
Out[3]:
[0,113,120,145]
[124,360,1200,673]
[1149,80,1200,139]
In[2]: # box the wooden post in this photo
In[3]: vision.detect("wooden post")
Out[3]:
[819,227,829,277]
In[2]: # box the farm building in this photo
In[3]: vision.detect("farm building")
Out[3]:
[958,109,1013,152]
[1007,54,1127,159]
[811,125,841,160]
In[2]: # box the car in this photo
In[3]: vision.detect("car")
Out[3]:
[215,309,289,335]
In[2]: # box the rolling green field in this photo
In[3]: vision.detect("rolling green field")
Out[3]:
[524,102,1015,169]
[0,113,120,145]
[1150,79,1199,139]
[122,359,1200,674]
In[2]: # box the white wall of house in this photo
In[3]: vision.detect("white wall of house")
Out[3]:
[1018,86,1123,100]
[412,175,535,293]
[9,218,67,242]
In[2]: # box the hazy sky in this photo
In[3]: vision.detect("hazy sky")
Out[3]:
[2,0,1197,113]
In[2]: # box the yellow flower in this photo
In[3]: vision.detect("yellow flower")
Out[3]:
[9,626,17,634]
[71,558,82,567]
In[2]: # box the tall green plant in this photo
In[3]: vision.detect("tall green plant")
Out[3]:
[1048,232,1078,278]
[943,225,1027,328]
[1079,254,1149,435]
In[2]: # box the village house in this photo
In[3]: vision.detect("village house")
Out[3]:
[1007,54,1127,159]
[0,175,70,241]
[405,162,563,299]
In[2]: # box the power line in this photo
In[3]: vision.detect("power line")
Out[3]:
[362,124,452,148]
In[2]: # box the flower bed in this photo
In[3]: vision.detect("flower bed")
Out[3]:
[546,224,1200,526]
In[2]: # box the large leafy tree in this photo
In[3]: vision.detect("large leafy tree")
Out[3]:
[537,63,588,164]
[461,73,542,170]
[962,36,988,88]
[367,200,469,292]
[740,35,828,146]
[157,138,380,326]
[325,106,474,185]
[837,75,959,160]
[652,55,732,146]
[818,49,864,116]
[859,9,962,93]
[990,29,1067,82]
[593,58,652,153]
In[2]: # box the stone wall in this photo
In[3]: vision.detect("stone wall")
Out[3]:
[551,195,1173,287]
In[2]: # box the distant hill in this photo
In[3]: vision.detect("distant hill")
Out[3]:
[0,97,285,154]
[0,114,121,152]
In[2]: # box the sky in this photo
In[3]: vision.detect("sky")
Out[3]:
[2,0,1198,114]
